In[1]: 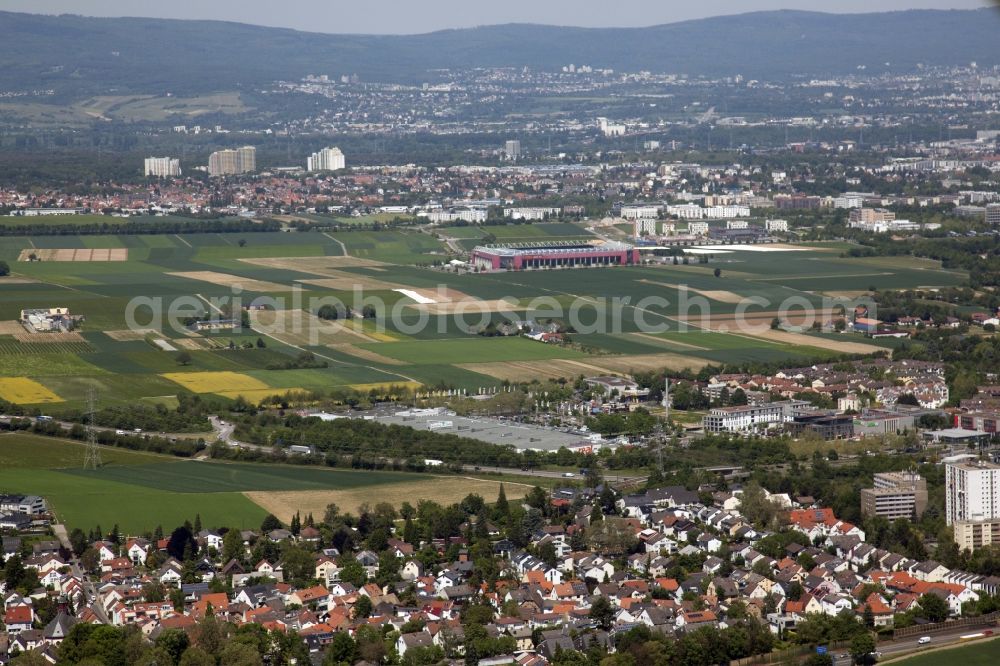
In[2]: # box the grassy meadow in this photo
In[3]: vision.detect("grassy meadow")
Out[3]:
[0,433,521,533]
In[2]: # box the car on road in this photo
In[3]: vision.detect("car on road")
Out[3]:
[562,472,575,478]
[918,636,931,645]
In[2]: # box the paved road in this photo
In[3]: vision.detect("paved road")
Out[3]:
[828,626,997,665]
[208,415,270,453]
[0,415,209,441]
[5,414,645,485]
[52,523,110,624]
[210,415,239,445]
[206,418,645,485]
[458,463,646,486]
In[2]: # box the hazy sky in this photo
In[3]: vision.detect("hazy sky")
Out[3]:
[2,0,993,34]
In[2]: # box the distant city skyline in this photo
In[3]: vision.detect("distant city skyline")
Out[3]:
[2,1,993,35]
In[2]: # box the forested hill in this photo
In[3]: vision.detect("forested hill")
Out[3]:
[1,8,998,98]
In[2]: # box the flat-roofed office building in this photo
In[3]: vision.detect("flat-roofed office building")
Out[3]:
[861,471,927,520]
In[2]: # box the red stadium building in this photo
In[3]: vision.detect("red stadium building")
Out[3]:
[471,241,640,271]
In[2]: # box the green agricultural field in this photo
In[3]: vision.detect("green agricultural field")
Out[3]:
[0,433,442,532]
[0,338,95,355]
[0,468,267,534]
[704,249,966,291]
[439,227,487,239]
[0,225,972,411]
[0,435,267,532]
[485,222,594,240]
[887,638,1000,666]
[36,374,185,407]
[0,433,169,468]
[648,330,837,362]
[302,213,417,226]
[378,363,495,391]
[361,337,585,365]
[0,353,108,378]
[66,460,417,493]
[335,230,449,264]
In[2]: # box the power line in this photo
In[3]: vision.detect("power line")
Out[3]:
[83,388,102,471]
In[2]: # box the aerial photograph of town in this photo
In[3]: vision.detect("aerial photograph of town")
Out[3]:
[0,0,999,664]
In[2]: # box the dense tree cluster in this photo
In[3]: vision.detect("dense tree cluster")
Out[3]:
[0,218,281,237]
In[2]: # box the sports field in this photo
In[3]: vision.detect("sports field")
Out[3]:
[0,226,968,406]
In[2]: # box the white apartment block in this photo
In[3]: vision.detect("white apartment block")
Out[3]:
[621,205,661,220]
[946,460,1000,525]
[688,221,709,236]
[765,219,789,233]
[634,219,657,236]
[144,157,181,178]
[849,208,895,224]
[307,147,346,172]
[702,404,785,433]
[849,219,921,234]
[504,140,521,160]
[668,204,706,220]
[834,195,864,209]
[597,117,626,136]
[504,207,560,221]
[726,219,749,230]
[427,208,487,224]
[706,206,751,219]
[987,204,1000,226]
[208,146,256,177]
[668,204,749,220]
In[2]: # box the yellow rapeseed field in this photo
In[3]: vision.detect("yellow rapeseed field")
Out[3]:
[161,371,269,394]
[0,377,63,404]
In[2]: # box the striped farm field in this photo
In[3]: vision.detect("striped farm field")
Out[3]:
[0,339,96,355]
[0,377,63,404]
[161,371,269,394]
[361,337,585,365]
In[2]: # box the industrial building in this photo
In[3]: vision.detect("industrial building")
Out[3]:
[20,308,79,333]
[707,226,766,243]
[852,409,916,437]
[471,241,639,271]
[787,412,855,440]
